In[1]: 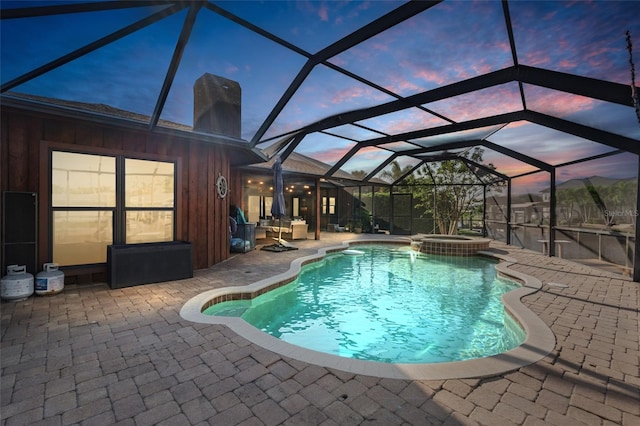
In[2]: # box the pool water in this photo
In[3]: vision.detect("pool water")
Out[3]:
[204,245,526,363]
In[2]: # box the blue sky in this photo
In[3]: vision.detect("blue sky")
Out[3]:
[1,0,639,192]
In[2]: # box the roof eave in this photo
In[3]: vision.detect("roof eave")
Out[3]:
[1,95,267,166]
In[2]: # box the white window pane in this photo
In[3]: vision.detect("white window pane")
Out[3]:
[52,152,116,207]
[126,211,174,243]
[125,159,174,207]
[53,211,112,265]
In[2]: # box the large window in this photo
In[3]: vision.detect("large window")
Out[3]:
[125,159,174,244]
[51,151,176,266]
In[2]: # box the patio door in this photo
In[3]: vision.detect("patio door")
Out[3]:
[391,193,412,235]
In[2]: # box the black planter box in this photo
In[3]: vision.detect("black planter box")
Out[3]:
[107,241,193,289]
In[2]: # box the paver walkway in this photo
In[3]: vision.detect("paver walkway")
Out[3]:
[1,234,638,425]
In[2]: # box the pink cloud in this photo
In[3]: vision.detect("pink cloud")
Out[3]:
[557,59,578,69]
[384,75,422,95]
[506,120,530,129]
[313,146,351,164]
[471,60,496,76]
[383,121,420,135]
[450,63,475,81]
[295,1,329,23]
[522,50,551,67]
[357,108,448,135]
[557,38,570,51]
[329,56,347,67]
[370,42,388,52]
[426,84,523,122]
[317,4,328,21]
[412,68,448,86]
[495,162,538,177]
[496,41,511,53]
[331,83,391,105]
[330,86,366,104]
[512,172,550,192]
[584,47,615,60]
[527,88,596,117]
[358,146,381,156]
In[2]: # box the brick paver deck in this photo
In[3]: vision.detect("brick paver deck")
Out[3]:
[1,234,638,425]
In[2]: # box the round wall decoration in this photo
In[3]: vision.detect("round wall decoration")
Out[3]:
[216,173,228,199]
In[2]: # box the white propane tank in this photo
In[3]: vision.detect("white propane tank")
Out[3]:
[1,265,34,301]
[36,263,64,296]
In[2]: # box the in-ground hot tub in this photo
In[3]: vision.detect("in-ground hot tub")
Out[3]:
[411,234,491,256]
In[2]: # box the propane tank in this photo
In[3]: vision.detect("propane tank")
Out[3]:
[1,265,34,301]
[36,263,64,296]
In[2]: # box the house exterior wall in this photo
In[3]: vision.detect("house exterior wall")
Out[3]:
[1,106,234,278]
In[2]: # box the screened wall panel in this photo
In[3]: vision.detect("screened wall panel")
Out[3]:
[553,153,637,272]
[509,172,550,250]
[372,186,391,233]
[486,185,508,242]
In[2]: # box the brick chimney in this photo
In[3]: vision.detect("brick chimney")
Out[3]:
[193,73,241,138]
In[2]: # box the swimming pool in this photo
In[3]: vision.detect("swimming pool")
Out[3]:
[181,238,556,379]
[204,245,525,364]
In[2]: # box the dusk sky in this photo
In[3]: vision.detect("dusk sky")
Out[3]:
[2,0,639,193]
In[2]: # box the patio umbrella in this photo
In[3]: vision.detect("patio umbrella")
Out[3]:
[271,156,287,244]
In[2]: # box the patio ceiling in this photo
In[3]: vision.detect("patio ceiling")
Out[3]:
[1,1,639,188]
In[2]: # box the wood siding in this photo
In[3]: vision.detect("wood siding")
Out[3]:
[1,107,236,275]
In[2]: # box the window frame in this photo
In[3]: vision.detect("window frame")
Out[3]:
[48,146,178,267]
[122,157,176,244]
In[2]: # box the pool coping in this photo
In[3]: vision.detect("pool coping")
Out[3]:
[180,239,556,380]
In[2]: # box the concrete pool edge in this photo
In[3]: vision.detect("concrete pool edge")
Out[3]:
[180,240,557,380]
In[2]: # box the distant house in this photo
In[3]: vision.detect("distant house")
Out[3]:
[486,193,546,224]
